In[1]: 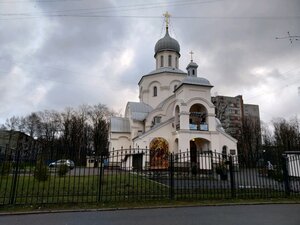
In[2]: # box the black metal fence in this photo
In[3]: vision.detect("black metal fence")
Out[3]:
[0,145,299,205]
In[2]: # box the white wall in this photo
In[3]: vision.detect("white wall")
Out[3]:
[139,72,185,109]
[109,133,131,151]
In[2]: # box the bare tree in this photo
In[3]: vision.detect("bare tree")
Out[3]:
[1,103,116,165]
[23,113,41,138]
[240,115,262,166]
[273,117,300,153]
[88,104,110,157]
[4,116,21,131]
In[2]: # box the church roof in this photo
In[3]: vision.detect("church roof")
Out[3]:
[138,67,186,85]
[110,117,130,133]
[156,94,175,109]
[186,61,198,69]
[154,28,180,56]
[147,67,186,75]
[177,76,213,89]
[215,118,225,132]
[127,102,153,121]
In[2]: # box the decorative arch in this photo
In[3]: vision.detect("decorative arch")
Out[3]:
[119,136,131,140]
[189,103,208,131]
[169,80,181,93]
[149,137,169,169]
[189,137,211,164]
[174,138,179,154]
[148,80,161,89]
[186,97,215,110]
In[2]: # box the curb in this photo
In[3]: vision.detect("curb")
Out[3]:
[1,201,300,216]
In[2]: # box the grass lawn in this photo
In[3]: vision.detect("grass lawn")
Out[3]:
[1,171,298,206]
[0,172,169,205]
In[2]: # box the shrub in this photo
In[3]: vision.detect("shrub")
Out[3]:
[191,164,198,175]
[34,162,49,182]
[215,162,227,175]
[0,161,12,176]
[268,167,283,181]
[57,164,69,177]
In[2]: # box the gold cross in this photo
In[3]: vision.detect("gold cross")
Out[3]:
[163,11,171,28]
[189,51,194,61]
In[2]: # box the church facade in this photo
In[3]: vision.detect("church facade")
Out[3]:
[109,21,237,169]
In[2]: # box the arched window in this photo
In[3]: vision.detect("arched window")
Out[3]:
[160,55,164,67]
[175,57,178,68]
[153,86,157,97]
[189,104,208,131]
[175,105,180,130]
[222,146,227,159]
[168,55,172,67]
[192,69,195,75]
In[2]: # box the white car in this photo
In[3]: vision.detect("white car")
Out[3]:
[49,159,75,170]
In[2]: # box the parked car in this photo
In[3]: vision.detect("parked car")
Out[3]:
[48,159,75,170]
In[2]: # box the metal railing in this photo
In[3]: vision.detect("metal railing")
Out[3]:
[0,146,299,205]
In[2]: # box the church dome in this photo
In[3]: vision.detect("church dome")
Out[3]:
[154,28,180,56]
[181,76,212,87]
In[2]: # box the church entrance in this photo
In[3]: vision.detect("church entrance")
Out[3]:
[190,140,197,164]
[149,137,170,170]
[189,138,211,171]
[132,154,143,171]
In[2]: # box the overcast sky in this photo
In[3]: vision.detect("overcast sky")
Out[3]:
[0,0,299,126]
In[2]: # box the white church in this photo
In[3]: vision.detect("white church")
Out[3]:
[109,14,237,170]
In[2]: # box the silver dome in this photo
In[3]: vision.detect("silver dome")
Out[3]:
[181,76,212,86]
[154,28,180,56]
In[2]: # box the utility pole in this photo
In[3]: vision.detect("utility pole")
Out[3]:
[276,32,299,44]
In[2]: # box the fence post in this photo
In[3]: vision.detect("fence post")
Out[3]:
[229,155,236,198]
[9,145,21,205]
[97,154,104,202]
[169,153,174,200]
[281,154,290,197]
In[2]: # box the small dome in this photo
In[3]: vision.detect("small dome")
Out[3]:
[186,61,198,69]
[181,76,212,87]
[154,28,180,56]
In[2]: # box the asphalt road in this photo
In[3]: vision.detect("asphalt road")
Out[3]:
[1,204,299,225]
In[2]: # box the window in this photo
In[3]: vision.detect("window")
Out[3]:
[192,69,195,75]
[230,149,236,155]
[222,146,227,157]
[175,57,178,68]
[153,86,157,97]
[153,116,161,125]
[160,55,164,67]
[168,55,172,67]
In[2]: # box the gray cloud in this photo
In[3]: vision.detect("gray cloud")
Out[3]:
[0,0,299,124]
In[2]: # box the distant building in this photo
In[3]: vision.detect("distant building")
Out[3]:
[211,95,244,140]
[0,129,36,160]
[244,104,260,120]
[211,95,261,155]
